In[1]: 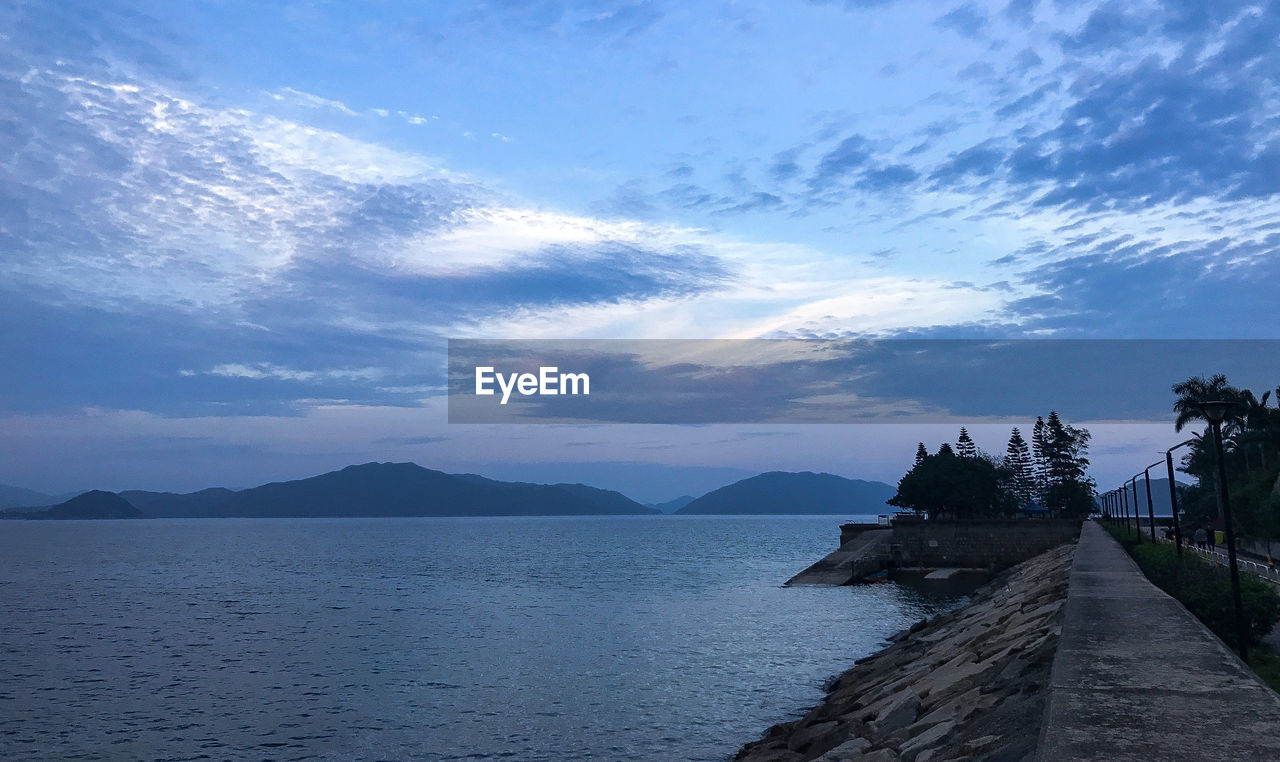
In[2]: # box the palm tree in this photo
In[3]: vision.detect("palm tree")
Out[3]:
[1172,374,1243,433]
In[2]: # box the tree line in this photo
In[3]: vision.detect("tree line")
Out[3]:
[888,413,1095,520]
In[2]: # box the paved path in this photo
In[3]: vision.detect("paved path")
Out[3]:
[1037,520,1280,761]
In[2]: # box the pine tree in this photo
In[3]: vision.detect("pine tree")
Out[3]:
[1041,411,1094,517]
[1031,415,1048,502]
[914,442,928,466]
[1005,427,1034,506]
[957,427,977,458]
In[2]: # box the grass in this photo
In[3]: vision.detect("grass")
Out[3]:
[1248,645,1280,693]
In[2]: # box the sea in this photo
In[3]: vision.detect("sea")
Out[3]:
[0,515,970,761]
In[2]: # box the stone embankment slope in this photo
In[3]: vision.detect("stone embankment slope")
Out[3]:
[737,543,1074,762]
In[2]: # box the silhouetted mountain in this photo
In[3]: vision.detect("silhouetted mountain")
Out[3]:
[648,495,696,513]
[1103,477,1189,517]
[123,463,660,518]
[1,490,143,520]
[0,483,55,509]
[118,487,237,519]
[676,471,894,515]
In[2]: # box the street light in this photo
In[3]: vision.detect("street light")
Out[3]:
[1198,400,1248,660]
[1166,439,1196,557]
[1143,460,1163,543]
[1136,476,1146,537]
[1121,483,1133,536]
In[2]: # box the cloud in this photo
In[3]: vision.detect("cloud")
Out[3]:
[811,135,873,183]
[265,87,358,115]
[934,3,989,39]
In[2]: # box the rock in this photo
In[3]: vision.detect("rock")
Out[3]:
[787,720,849,755]
[961,734,1000,753]
[871,688,920,740]
[898,719,955,762]
[815,737,872,761]
[733,543,1074,762]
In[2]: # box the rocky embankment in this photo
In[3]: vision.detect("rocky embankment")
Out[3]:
[736,543,1074,762]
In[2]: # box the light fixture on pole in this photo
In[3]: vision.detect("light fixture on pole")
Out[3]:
[1165,439,1196,557]
[1198,400,1248,660]
[1143,461,1163,543]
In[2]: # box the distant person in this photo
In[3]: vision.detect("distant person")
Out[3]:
[1194,527,1208,550]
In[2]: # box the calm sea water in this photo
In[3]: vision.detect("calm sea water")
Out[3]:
[0,516,967,761]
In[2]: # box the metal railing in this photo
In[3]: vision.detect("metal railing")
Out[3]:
[1153,532,1280,586]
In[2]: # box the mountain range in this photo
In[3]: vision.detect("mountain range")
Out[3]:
[1103,477,1189,517]
[1,464,895,520]
[117,462,660,519]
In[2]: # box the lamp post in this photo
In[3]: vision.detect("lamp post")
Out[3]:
[1136,476,1146,537]
[1143,461,1163,543]
[1166,439,1196,557]
[1199,400,1248,660]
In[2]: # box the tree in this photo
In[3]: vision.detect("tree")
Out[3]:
[1031,415,1048,502]
[1172,374,1245,434]
[888,445,1018,519]
[1041,411,1094,517]
[1004,427,1035,507]
[914,442,928,466]
[956,427,977,458]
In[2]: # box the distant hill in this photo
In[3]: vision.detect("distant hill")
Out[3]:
[676,471,894,515]
[1,490,143,520]
[122,462,660,519]
[648,495,696,513]
[1104,477,1189,517]
[0,483,55,509]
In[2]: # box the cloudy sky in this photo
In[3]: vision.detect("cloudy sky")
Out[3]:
[2,0,1278,499]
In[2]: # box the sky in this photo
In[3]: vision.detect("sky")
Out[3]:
[2,0,1279,501]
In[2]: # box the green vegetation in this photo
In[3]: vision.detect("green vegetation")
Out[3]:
[888,412,1094,519]
[1104,522,1280,654]
[1170,375,1280,544]
[1248,645,1280,694]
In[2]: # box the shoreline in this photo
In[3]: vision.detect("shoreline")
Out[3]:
[735,543,1075,762]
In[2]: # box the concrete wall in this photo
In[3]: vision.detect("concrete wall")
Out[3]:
[890,518,1082,569]
[839,522,884,546]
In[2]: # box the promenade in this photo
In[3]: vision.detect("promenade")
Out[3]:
[1037,521,1280,760]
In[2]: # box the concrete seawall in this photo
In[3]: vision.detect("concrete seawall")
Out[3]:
[788,519,1082,586]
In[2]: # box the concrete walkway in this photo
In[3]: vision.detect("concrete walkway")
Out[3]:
[1037,521,1280,760]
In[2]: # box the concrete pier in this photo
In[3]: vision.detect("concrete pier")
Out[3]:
[785,529,891,585]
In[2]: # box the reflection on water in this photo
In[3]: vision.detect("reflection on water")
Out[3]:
[0,515,970,761]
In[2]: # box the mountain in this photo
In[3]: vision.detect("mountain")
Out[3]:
[122,462,660,518]
[676,471,895,515]
[648,495,696,513]
[1107,477,1189,517]
[0,483,55,509]
[1,490,144,520]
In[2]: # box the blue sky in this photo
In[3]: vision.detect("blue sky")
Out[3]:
[2,0,1278,499]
